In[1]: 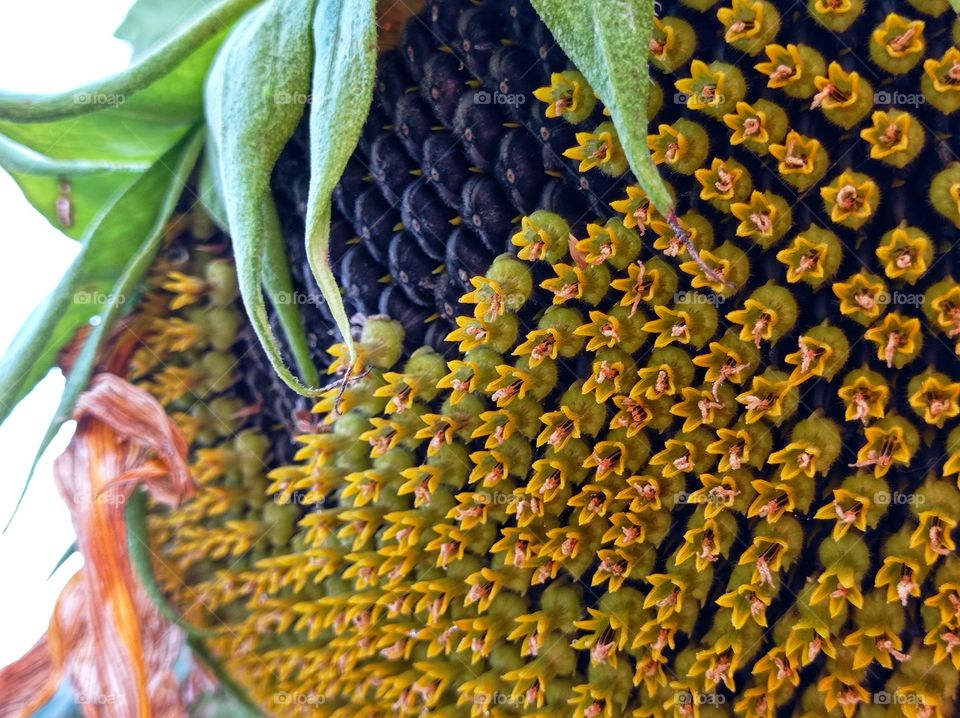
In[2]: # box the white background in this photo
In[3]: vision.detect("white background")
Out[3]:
[0,0,134,665]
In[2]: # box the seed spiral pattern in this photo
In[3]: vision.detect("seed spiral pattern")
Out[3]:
[128,0,960,716]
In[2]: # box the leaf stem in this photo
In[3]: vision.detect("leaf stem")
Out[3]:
[667,210,734,288]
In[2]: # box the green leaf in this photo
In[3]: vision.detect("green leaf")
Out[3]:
[262,198,319,387]
[186,637,265,717]
[1,129,204,529]
[198,146,229,232]
[115,0,230,60]
[529,0,673,215]
[126,489,217,638]
[304,0,378,365]
[0,0,256,240]
[47,541,78,580]
[0,0,260,122]
[205,0,321,395]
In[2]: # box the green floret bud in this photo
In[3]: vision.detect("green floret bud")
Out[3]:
[650,16,697,72]
[511,210,570,264]
[401,347,447,403]
[483,254,534,310]
[807,0,864,32]
[361,318,405,368]
[786,323,850,384]
[776,225,843,287]
[727,282,799,347]
[674,291,719,348]
[908,0,950,15]
[930,163,960,229]
[204,259,239,306]
[197,350,237,395]
[648,118,710,175]
[675,60,746,118]
[718,0,781,56]
[869,13,927,75]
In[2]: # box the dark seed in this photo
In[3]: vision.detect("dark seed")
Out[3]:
[487,45,545,122]
[426,0,471,42]
[375,49,413,116]
[353,188,399,265]
[400,181,453,262]
[389,232,441,308]
[461,175,515,252]
[400,20,435,82]
[539,180,592,233]
[495,128,546,214]
[332,156,369,224]
[421,51,469,125]
[425,317,458,357]
[359,104,390,158]
[393,91,435,161]
[499,0,538,42]
[531,22,567,74]
[370,134,416,205]
[422,132,472,209]
[456,6,501,77]
[446,225,497,291]
[378,284,429,346]
[452,92,505,171]
[527,109,577,171]
[339,243,386,316]
[434,271,469,322]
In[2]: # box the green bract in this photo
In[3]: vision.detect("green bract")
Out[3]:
[530,0,673,215]
[0,0,668,510]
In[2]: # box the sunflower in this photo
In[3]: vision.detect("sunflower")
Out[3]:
[3,1,960,717]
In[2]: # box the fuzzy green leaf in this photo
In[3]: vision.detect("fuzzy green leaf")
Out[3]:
[198,146,229,232]
[0,130,201,430]
[529,0,673,214]
[205,0,321,395]
[304,0,378,365]
[0,0,253,241]
[3,129,204,529]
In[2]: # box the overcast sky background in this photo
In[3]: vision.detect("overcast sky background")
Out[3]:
[0,0,135,665]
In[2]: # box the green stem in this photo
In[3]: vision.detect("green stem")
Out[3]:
[0,0,262,122]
